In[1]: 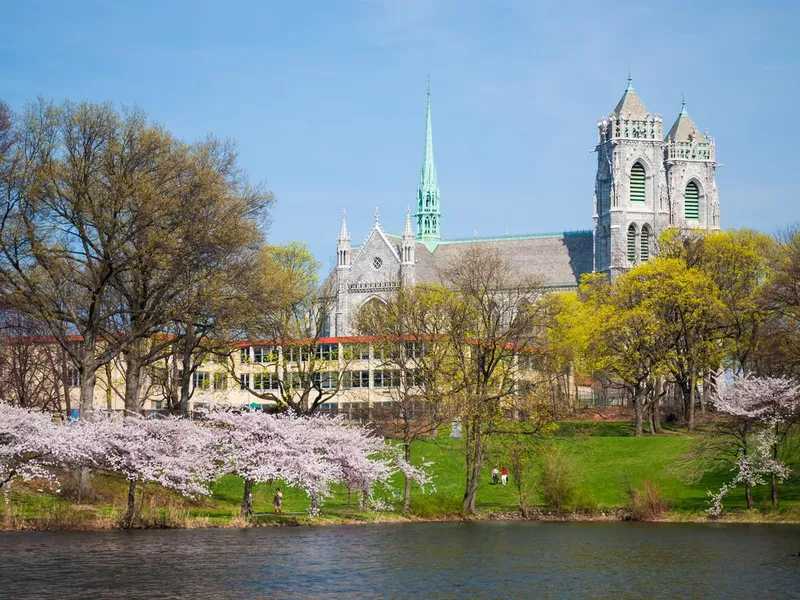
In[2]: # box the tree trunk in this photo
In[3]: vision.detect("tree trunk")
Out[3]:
[123,479,137,528]
[702,370,714,415]
[79,359,97,417]
[745,482,753,510]
[652,378,663,434]
[60,351,72,418]
[123,346,144,415]
[104,363,114,411]
[771,472,778,508]
[462,422,484,514]
[771,440,780,508]
[402,441,411,514]
[241,478,254,517]
[633,384,644,437]
[180,324,196,417]
[686,375,696,432]
[78,334,99,418]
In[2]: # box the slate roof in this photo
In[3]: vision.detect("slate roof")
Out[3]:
[612,85,650,120]
[665,108,707,143]
[385,231,594,289]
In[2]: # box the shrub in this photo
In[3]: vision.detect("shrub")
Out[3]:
[572,490,599,513]
[36,504,94,531]
[627,478,666,521]
[409,494,462,518]
[538,447,576,512]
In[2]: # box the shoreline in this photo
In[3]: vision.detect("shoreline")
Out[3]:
[3,507,799,532]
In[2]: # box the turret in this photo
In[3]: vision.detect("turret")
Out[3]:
[593,76,669,278]
[664,98,721,231]
[337,210,351,268]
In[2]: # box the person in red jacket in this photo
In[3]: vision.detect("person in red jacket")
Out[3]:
[501,467,508,485]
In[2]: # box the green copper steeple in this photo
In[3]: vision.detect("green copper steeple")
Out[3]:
[415,79,441,242]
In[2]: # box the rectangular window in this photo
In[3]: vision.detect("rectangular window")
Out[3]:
[343,344,368,361]
[349,370,369,388]
[253,372,279,391]
[66,368,81,389]
[252,346,275,364]
[193,371,210,390]
[315,343,339,361]
[213,373,227,391]
[239,373,250,390]
[285,372,302,390]
[313,372,335,389]
[239,347,250,364]
[373,370,400,388]
[287,346,311,363]
[405,341,425,359]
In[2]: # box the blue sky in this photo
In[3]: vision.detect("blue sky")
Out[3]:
[1,0,798,269]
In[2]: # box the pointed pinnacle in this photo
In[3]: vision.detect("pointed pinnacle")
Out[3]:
[403,206,413,237]
[339,209,350,242]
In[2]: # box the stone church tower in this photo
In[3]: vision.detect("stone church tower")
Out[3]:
[664,100,721,232]
[593,77,720,279]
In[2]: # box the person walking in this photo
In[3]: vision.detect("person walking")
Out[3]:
[273,487,283,515]
[501,467,508,485]
[492,467,499,485]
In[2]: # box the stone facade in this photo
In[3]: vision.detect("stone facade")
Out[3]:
[330,78,722,336]
[594,78,721,278]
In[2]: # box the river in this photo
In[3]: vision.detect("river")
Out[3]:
[0,522,798,598]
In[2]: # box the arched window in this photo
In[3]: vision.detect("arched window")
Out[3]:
[685,182,699,220]
[627,224,637,264]
[630,162,646,203]
[640,225,650,262]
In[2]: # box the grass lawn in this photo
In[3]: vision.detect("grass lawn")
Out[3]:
[209,424,800,519]
[4,423,800,527]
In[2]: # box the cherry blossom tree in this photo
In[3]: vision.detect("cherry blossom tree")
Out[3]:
[207,409,430,517]
[1,402,430,524]
[0,402,62,499]
[706,376,800,515]
[77,415,224,526]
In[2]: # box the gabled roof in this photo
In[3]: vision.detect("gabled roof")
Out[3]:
[352,222,400,265]
[385,231,594,289]
[612,77,650,120]
[665,105,707,143]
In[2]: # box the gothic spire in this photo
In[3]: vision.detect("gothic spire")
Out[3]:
[421,77,437,189]
[403,206,414,239]
[415,78,441,243]
[338,210,350,243]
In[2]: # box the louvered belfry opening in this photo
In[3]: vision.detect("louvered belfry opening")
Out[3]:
[685,181,700,220]
[630,162,646,203]
[640,225,650,262]
[627,224,637,263]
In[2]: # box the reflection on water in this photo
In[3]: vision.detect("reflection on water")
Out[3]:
[0,522,798,599]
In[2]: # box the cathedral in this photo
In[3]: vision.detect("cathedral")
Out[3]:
[328,78,721,336]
